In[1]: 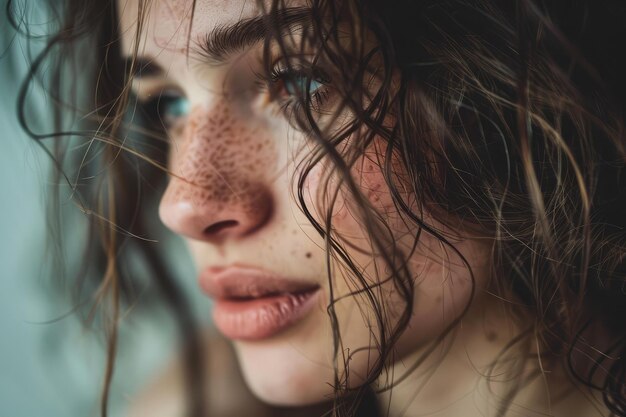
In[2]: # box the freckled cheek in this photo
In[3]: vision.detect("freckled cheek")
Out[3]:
[301,163,351,224]
[356,161,397,213]
[300,153,403,234]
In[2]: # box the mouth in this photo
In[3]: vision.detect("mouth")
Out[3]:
[199,265,321,341]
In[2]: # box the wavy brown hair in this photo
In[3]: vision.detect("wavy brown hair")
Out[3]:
[11,0,626,416]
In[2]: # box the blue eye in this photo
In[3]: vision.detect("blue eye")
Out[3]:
[142,91,190,130]
[284,76,324,96]
[162,95,190,119]
[269,66,331,111]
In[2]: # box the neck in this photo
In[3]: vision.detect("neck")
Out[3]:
[375,295,605,417]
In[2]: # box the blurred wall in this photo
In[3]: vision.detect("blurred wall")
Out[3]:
[0,2,207,416]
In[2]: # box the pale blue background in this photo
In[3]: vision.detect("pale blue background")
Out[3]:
[0,2,208,416]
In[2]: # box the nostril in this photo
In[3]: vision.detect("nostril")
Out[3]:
[160,178,274,243]
[204,220,240,236]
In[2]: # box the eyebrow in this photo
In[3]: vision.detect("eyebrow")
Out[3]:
[128,57,162,78]
[191,7,312,64]
[127,7,312,78]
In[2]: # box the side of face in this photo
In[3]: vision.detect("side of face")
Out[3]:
[119,0,492,406]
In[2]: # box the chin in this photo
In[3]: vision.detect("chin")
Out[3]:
[226,291,391,406]
[233,332,382,406]
[239,355,332,405]
[231,316,336,406]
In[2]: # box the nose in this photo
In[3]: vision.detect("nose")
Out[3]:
[159,103,275,244]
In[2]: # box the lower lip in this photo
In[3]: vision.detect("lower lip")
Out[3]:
[212,289,321,341]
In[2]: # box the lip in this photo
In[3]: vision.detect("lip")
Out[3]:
[199,265,321,341]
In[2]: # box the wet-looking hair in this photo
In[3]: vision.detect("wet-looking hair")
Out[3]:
[10,0,626,416]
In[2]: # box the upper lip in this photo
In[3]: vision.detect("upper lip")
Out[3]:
[199,265,320,300]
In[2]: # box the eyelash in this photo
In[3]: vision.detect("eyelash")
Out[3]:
[264,63,332,113]
[140,90,189,131]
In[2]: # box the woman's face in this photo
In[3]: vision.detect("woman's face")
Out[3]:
[120,0,491,406]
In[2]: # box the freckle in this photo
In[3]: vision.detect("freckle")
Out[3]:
[305,252,312,259]
[486,331,498,342]
[435,296,442,303]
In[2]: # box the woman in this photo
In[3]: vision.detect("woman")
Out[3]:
[12,0,626,416]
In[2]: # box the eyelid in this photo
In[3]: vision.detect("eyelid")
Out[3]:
[263,57,332,102]
[130,72,181,102]
[136,85,190,131]
[269,64,331,87]
[144,89,186,106]
[135,81,186,104]
[269,54,331,81]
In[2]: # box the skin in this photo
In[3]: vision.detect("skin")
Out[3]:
[119,1,606,415]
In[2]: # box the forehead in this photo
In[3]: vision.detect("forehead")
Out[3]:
[118,0,261,57]
[119,0,308,62]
